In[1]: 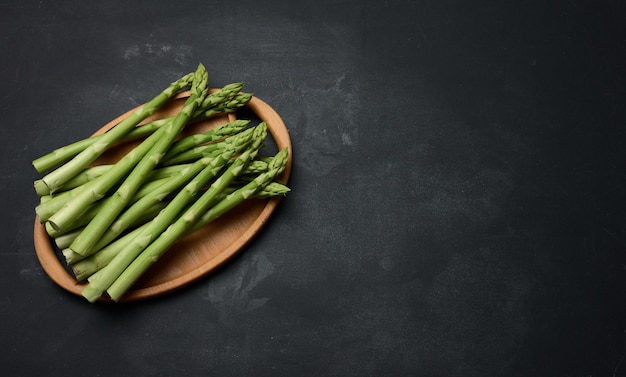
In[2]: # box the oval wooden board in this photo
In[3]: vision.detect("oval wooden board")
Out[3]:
[33,90,292,302]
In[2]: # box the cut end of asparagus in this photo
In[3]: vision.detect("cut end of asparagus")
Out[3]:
[46,220,61,233]
[63,247,86,265]
[81,284,105,303]
[34,179,51,196]
[72,260,96,282]
[32,160,45,174]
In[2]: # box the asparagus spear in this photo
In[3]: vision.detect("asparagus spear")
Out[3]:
[164,119,250,158]
[32,118,170,174]
[190,149,289,235]
[250,181,291,198]
[60,199,169,264]
[54,229,82,250]
[36,72,195,193]
[160,140,229,166]
[193,92,252,120]
[86,127,255,254]
[37,163,196,198]
[59,200,169,261]
[191,82,245,119]
[31,83,250,174]
[70,178,289,280]
[81,124,268,302]
[241,159,271,174]
[145,164,193,181]
[43,178,172,238]
[69,64,209,256]
[37,174,169,227]
[45,68,205,233]
[35,188,85,223]
[71,223,149,280]
[36,162,188,198]
[34,165,108,196]
[105,147,288,302]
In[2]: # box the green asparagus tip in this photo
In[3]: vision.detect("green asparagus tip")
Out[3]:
[270,148,289,170]
[222,82,245,92]
[255,181,291,198]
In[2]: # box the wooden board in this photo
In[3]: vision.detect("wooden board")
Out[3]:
[33,90,292,302]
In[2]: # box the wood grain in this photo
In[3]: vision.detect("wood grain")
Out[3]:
[33,90,292,302]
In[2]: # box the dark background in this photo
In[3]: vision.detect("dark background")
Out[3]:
[2,0,626,376]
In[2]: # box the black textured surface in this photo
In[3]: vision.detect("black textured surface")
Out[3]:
[2,1,626,376]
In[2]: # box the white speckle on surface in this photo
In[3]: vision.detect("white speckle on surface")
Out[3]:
[198,253,275,319]
[121,43,193,66]
[108,84,120,100]
[174,45,193,66]
[123,45,140,60]
[341,132,353,146]
[282,72,359,177]
[19,267,42,281]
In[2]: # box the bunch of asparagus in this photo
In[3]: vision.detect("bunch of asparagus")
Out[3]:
[32,64,290,302]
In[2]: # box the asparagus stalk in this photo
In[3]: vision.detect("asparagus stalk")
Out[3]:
[193,92,252,120]
[105,146,287,302]
[70,223,150,277]
[60,201,168,265]
[31,81,249,174]
[81,161,223,299]
[44,183,171,239]
[190,149,289,235]
[36,188,84,223]
[145,164,193,181]
[250,181,291,198]
[81,124,268,302]
[34,165,112,197]
[69,64,209,256]
[87,127,255,254]
[36,72,195,193]
[192,82,244,117]
[44,120,171,229]
[36,174,129,225]
[241,159,271,174]
[160,140,229,166]
[71,177,289,280]
[221,181,290,198]
[40,122,248,228]
[160,122,259,167]
[39,162,194,199]
[54,228,82,250]
[164,119,249,159]
[37,160,176,200]
[44,68,208,233]
[37,175,169,228]
[32,118,171,174]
